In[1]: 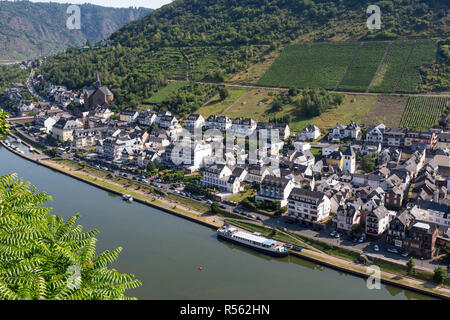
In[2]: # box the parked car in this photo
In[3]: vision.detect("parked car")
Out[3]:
[358,236,365,243]
[334,233,340,238]
[256,216,262,221]
[401,252,409,257]
[206,200,213,205]
[387,248,399,254]
[330,230,337,237]
[219,204,226,209]
[374,245,379,252]
[233,208,241,214]
[292,245,302,251]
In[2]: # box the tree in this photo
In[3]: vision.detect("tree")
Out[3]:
[360,155,376,173]
[406,258,415,274]
[218,86,229,101]
[45,148,58,158]
[79,161,87,168]
[433,266,447,285]
[0,173,142,300]
[210,202,220,214]
[0,110,9,139]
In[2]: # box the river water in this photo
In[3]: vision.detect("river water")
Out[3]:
[0,144,432,300]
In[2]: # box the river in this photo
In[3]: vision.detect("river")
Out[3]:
[0,144,432,300]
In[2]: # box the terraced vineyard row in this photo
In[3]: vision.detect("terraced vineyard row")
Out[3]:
[140,48,187,79]
[395,39,437,93]
[280,42,359,89]
[370,41,415,93]
[257,40,438,93]
[399,96,448,130]
[337,41,388,92]
[183,46,265,81]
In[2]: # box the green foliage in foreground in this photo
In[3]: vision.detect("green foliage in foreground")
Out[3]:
[0,110,9,139]
[0,173,142,300]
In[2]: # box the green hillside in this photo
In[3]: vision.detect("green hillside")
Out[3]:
[0,1,151,61]
[38,0,449,111]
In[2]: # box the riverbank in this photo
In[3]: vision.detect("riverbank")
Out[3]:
[0,139,449,299]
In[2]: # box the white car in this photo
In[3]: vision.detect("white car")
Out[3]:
[330,231,336,237]
[401,252,409,257]
[374,245,379,252]
[387,248,399,254]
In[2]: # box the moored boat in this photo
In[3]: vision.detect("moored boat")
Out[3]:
[122,194,133,202]
[217,225,289,257]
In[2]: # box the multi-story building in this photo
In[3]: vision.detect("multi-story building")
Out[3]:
[383,128,407,147]
[205,115,232,132]
[287,188,331,223]
[256,176,294,207]
[387,209,438,258]
[51,118,83,142]
[365,124,386,143]
[137,109,157,126]
[201,164,240,194]
[297,124,320,142]
[231,118,257,136]
[120,109,139,123]
[336,202,361,234]
[185,114,205,133]
[158,115,178,129]
[404,130,437,150]
[366,206,391,239]
[326,151,343,171]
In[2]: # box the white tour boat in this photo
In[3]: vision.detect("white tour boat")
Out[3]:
[217,225,289,257]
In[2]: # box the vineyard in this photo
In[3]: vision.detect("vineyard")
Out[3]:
[369,41,415,93]
[182,46,265,81]
[257,44,310,86]
[395,39,437,93]
[337,41,388,92]
[257,40,438,93]
[399,96,449,130]
[279,42,359,89]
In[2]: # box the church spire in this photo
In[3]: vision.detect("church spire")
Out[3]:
[96,71,101,88]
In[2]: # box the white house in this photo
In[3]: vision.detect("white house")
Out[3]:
[287,188,331,223]
[366,206,391,238]
[231,118,257,136]
[366,124,386,143]
[297,124,320,141]
[137,110,157,126]
[205,115,232,132]
[185,114,205,133]
[201,164,241,194]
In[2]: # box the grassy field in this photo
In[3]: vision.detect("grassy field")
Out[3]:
[197,87,248,118]
[400,96,449,130]
[337,41,389,91]
[395,39,437,93]
[281,42,359,89]
[143,81,188,105]
[198,88,407,133]
[370,41,415,93]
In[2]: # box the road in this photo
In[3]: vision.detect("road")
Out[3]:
[168,79,450,97]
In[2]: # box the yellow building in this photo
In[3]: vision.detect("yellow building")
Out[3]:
[326,151,343,170]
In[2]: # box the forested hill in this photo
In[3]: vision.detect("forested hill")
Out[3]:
[111,0,449,48]
[38,0,449,110]
[0,1,151,61]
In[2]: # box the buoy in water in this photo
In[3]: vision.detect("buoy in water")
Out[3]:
[198,266,203,271]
